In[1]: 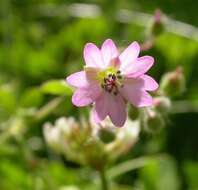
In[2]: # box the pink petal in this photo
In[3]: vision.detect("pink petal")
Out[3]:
[66,71,89,88]
[120,82,153,107]
[108,94,127,127]
[125,56,154,77]
[83,43,104,68]
[101,39,119,67]
[72,86,101,107]
[119,41,140,71]
[93,92,109,123]
[92,108,104,124]
[93,92,127,126]
[139,75,159,91]
[84,67,100,81]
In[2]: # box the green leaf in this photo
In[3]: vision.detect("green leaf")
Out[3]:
[139,155,181,190]
[183,161,198,189]
[41,80,73,96]
[0,159,32,190]
[0,85,17,120]
[20,88,44,108]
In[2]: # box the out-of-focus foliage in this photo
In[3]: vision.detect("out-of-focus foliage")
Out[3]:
[0,0,198,190]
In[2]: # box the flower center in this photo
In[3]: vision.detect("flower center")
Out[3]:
[99,68,124,95]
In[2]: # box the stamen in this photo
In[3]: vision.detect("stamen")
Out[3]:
[101,69,124,95]
[112,74,116,80]
[117,75,122,79]
[108,74,112,78]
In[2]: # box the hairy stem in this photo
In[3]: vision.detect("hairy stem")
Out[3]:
[99,167,109,190]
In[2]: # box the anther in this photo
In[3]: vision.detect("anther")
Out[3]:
[117,75,122,79]
[112,74,116,80]
[101,70,124,94]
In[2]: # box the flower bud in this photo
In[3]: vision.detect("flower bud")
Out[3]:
[150,9,165,37]
[43,117,95,166]
[153,96,171,113]
[129,105,139,120]
[98,127,116,144]
[142,108,165,133]
[160,67,185,97]
[43,122,62,152]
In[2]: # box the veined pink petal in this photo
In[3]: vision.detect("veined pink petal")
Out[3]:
[101,39,119,67]
[83,43,104,68]
[120,82,153,107]
[139,75,159,91]
[84,67,100,81]
[124,75,158,91]
[92,108,103,124]
[66,68,100,88]
[72,85,101,107]
[93,92,126,126]
[93,92,109,123]
[108,94,127,127]
[72,89,93,107]
[125,56,154,77]
[66,71,89,88]
[119,41,140,71]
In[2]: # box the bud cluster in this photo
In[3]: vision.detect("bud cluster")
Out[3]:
[43,116,140,169]
[150,9,165,37]
[160,66,185,97]
[140,67,185,133]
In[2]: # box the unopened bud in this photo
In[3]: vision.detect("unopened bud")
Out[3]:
[143,108,165,133]
[160,67,185,97]
[98,128,116,144]
[153,96,171,113]
[129,106,139,120]
[150,9,165,37]
[43,122,62,152]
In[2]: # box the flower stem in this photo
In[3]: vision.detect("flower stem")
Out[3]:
[107,156,150,180]
[99,167,109,190]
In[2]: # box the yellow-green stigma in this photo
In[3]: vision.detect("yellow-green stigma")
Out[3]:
[98,67,124,95]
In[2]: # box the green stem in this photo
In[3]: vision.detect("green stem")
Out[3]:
[34,96,64,121]
[99,167,109,190]
[107,156,150,180]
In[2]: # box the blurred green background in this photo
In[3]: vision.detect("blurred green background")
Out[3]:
[0,0,198,190]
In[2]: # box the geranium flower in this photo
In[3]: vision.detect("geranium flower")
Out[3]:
[66,39,158,127]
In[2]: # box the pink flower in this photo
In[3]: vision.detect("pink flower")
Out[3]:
[66,39,158,127]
